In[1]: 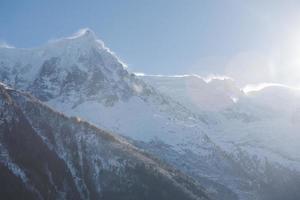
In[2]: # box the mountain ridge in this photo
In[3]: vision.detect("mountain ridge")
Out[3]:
[1,29,300,199]
[0,82,211,200]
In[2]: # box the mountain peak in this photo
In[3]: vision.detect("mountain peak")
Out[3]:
[65,28,98,42]
[43,28,102,50]
[40,28,106,57]
[52,28,106,50]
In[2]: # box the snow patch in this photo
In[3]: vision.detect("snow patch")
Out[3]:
[134,73,233,83]
[243,82,300,94]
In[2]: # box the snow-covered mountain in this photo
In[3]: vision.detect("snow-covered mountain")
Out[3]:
[141,74,300,200]
[140,74,243,112]
[146,75,300,165]
[1,28,300,199]
[0,82,211,200]
[0,28,240,200]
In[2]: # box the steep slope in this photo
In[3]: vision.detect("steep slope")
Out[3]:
[3,28,298,199]
[141,75,300,200]
[0,29,243,199]
[0,83,211,200]
[0,29,204,139]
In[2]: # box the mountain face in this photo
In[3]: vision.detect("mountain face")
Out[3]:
[1,29,300,200]
[140,75,243,112]
[141,74,300,200]
[0,83,211,200]
[0,29,242,199]
[140,74,300,165]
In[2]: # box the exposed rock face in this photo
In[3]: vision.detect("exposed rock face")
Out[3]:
[0,83,210,200]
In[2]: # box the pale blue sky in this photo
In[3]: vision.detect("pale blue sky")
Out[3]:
[1,0,300,85]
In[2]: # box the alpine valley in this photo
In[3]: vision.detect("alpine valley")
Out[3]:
[0,29,300,200]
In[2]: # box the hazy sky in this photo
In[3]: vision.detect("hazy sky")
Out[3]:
[1,0,300,86]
